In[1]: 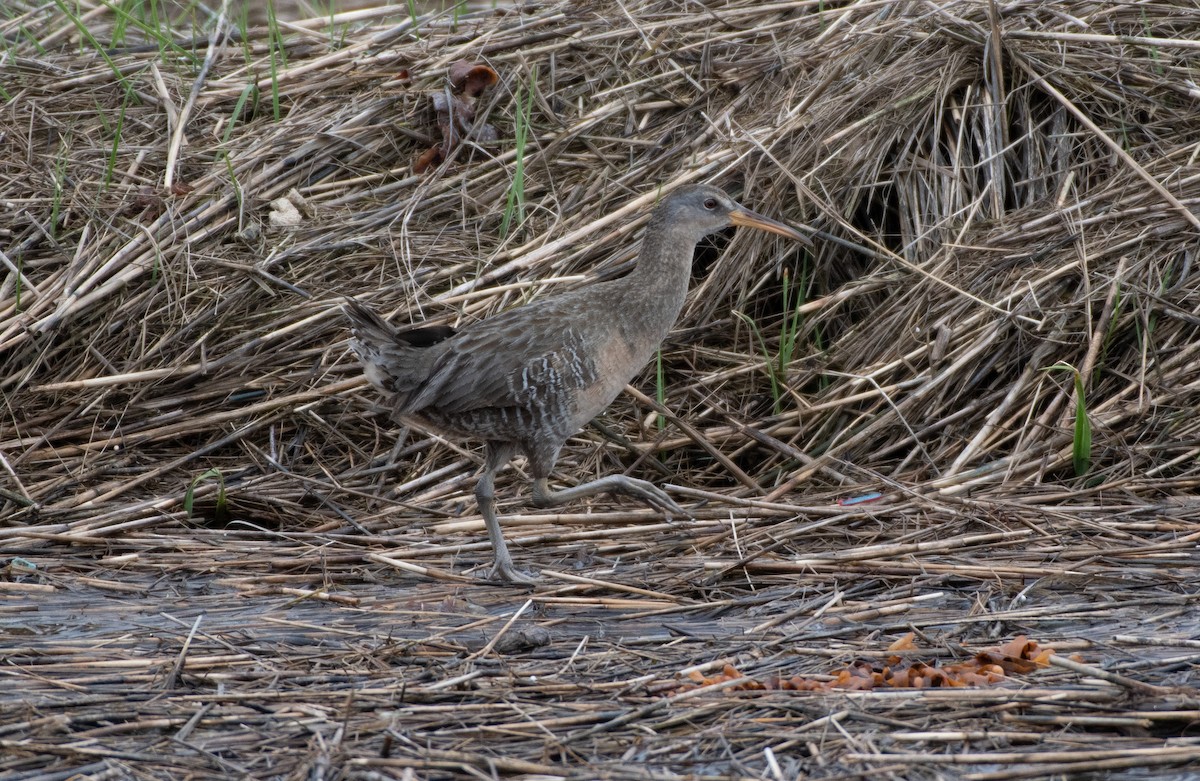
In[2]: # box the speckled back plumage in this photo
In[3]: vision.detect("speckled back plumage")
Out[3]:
[346,289,613,459]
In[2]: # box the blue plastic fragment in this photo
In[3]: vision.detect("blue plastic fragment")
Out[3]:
[838,492,883,507]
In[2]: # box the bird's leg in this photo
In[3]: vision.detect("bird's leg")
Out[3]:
[532,475,685,516]
[476,443,539,584]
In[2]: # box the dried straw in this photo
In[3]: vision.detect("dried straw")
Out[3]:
[2,0,1199,778]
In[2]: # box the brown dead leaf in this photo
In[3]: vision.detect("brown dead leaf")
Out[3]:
[665,634,1067,695]
[417,60,501,173]
[888,631,918,651]
[413,146,442,174]
[449,61,499,97]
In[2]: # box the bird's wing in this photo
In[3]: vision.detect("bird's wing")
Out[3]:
[405,301,600,417]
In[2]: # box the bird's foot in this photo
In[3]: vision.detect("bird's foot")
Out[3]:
[613,476,687,516]
[484,558,541,584]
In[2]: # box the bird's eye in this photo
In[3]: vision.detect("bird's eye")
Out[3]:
[703,197,718,210]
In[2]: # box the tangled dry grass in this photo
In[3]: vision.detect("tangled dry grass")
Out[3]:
[2,0,1200,779]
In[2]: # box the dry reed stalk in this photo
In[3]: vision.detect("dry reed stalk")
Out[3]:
[3,0,1200,778]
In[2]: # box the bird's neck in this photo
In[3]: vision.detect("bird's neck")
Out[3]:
[616,214,698,352]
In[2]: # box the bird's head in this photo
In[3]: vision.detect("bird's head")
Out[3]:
[655,184,811,247]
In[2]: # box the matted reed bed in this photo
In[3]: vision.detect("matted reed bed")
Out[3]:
[2,0,1199,778]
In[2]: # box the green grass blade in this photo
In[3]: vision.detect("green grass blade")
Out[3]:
[96,0,198,65]
[266,0,284,121]
[735,309,781,412]
[407,0,421,38]
[501,66,535,238]
[184,468,226,517]
[1072,372,1092,477]
[224,83,256,143]
[103,92,131,190]
[51,0,136,99]
[1044,362,1092,477]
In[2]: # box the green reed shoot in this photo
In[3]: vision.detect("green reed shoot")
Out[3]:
[501,66,536,239]
[266,0,284,121]
[185,468,228,519]
[1046,362,1092,476]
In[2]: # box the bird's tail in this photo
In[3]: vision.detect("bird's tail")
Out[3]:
[342,296,397,346]
[341,297,455,411]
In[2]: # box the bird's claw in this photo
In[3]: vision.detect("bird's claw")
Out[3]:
[484,559,541,584]
[646,492,685,516]
[622,478,687,517]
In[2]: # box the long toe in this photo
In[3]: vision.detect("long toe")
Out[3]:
[652,493,687,516]
[487,560,541,584]
[624,478,686,516]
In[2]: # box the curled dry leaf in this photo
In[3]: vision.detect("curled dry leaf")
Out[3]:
[413,146,442,174]
[671,634,1064,694]
[415,60,501,174]
[448,60,499,97]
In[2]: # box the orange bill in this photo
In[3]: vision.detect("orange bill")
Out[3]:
[730,207,812,246]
